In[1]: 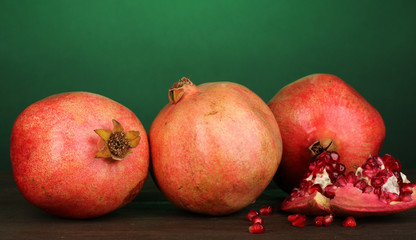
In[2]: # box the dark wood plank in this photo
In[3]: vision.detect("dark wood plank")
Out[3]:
[1,170,416,240]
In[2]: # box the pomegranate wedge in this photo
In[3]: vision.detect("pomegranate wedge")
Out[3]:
[281,152,416,217]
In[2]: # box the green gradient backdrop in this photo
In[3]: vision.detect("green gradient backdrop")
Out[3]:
[1,1,415,170]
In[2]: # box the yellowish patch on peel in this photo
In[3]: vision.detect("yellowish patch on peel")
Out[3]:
[314,192,331,209]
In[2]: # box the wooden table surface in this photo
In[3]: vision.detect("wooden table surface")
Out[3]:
[1,170,416,240]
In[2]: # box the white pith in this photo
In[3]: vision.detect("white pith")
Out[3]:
[355,163,410,195]
[308,163,411,196]
[307,169,331,190]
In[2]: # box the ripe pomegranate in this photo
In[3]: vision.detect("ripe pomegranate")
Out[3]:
[268,73,385,192]
[281,151,416,217]
[149,77,282,215]
[10,92,149,218]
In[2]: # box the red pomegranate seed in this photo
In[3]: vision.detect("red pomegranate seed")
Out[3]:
[336,163,346,173]
[374,187,382,196]
[388,192,400,202]
[400,193,413,202]
[376,169,391,179]
[330,152,339,161]
[401,183,414,194]
[246,210,259,221]
[323,214,333,226]
[314,216,324,226]
[288,214,307,227]
[324,185,337,198]
[363,186,373,194]
[346,172,357,184]
[342,216,357,227]
[371,177,385,188]
[354,180,368,191]
[335,175,347,187]
[292,217,307,227]
[382,154,401,172]
[252,216,264,225]
[259,205,273,215]
[363,168,376,178]
[308,184,323,195]
[249,223,265,234]
[288,214,300,222]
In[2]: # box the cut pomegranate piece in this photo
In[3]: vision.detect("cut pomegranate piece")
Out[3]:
[248,223,265,234]
[342,216,357,227]
[281,152,416,217]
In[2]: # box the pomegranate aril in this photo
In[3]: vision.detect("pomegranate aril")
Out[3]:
[342,216,356,227]
[320,152,331,163]
[363,169,376,179]
[314,216,324,226]
[299,179,312,189]
[288,214,307,227]
[394,172,403,185]
[248,223,265,234]
[374,188,382,196]
[371,177,385,188]
[325,165,334,174]
[308,184,323,195]
[336,163,346,173]
[252,216,263,225]
[401,183,414,194]
[382,154,401,172]
[324,185,337,198]
[400,193,413,202]
[354,180,368,191]
[309,163,316,172]
[292,217,307,227]
[363,186,373,194]
[335,175,347,187]
[362,162,372,170]
[246,210,259,221]
[259,205,273,215]
[388,192,400,202]
[377,169,393,180]
[346,172,357,184]
[288,214,300,222]
[323,214,333,226]
[330,152,339,161]
[374,156,384,167]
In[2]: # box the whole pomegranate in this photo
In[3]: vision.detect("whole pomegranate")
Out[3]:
[150,77,282,215]
[268,74,385,192]
[10,92,149,218]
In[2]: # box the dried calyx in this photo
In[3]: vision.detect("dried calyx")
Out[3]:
[308,139,336,159]
[281,151,416,217]
[168,77,195,104]
[94,119,140,161]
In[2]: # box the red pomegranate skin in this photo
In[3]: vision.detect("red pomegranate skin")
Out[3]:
[10,92,149,218]
[150,79,282,215]
[269,74,385,192]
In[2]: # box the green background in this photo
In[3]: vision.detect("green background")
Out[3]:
[1,0,415,170]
